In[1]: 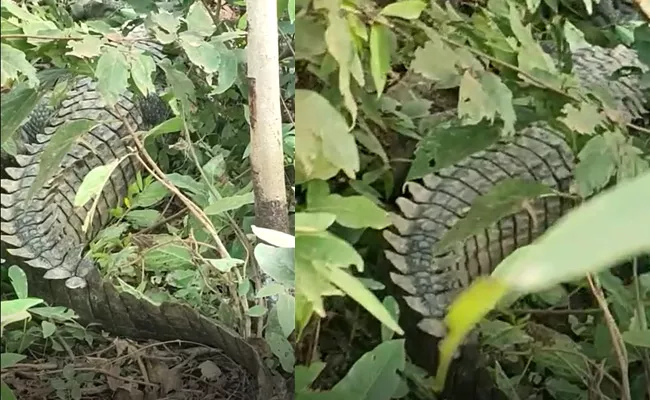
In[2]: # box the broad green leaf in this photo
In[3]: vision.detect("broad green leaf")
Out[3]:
[160,60,196,114]
[256,283,285,298]
[622,330,650,348]
[265,332,295,373]
[436,179,554,252]
[295,17,327,58]
[434,278,509,390]
[76,159,123,233]
[247,305,267,317]
[408,120,500,181]
[254,244,295,287]
[458,72,490,125]
[204,192,254,215]
[575,134,617,197]
[324,266,402,334]
[179,32,222,74]
[8,266,27,299]
[295,90,359,182]
[251,225,295,248]
[370,24,392,96]
[411,38,460,88]
[146,116,183,138]
[276,293,295,337]
[133,181,169,208]
[1,44,39,88]
[41,321,56,338]
[186,1,214,37]
[130,53,156,97]
[206,258,245,273]
[27,120,98,203]
[75,160,122,207]
[308,194,390,229]
[1,298,43,332]
[295,362,326,392]
[493,171,650,293]
[0,353,26,369]
[295,293,315,339]
[479,72,516,135]
[0,85,43,147]
[143,240,193,271]
[95,48,129,107]
[381,296,400,342]
[152,10,180,33]
[1,0,42,22]
[325,10,362,124]
[379,0,427,19]
[212,46,238,94]
[67,35,103,59]
[295,231,363,272]
[295,260,342,317]
[28,306,77,321]
[508,7,556,75]
[0,381,16,400]
[328,339,405,399]
[124,209,161,228]
[559,102,606,135]
[295,212,336,232]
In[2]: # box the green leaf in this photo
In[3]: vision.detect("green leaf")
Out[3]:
[254,244,295,287]
[212,46,238,94]
[186,1,215,37]
[295,362,326,392]
[160,60,196,115]
[409,120,500,180]
[1,353,26,369]
[0,381,16,400]
[437,179,554,251]
[133,181,169,208]
[26,120,97,203]
[67,35,103,59]
[152,10,180,34]
[146,116,182,139]
[381,296,400,342]
[143,239,193,271]
[0,85,43,147]
[369,24,392,96]
[622,330,650,348]
[329,339,405,399]
[75,161,121,208]
[434,278,509,390]
[411,38,461,88]
[8,266,28,299]
[95,48,129,107]
[276,293,295,337]
[295,90,359,182]
[130,53,156,97]
[204,192,254,215]
[41,321,56,338]
[325,265,402,334]
[247,305,267,317]
[294,212,336,233]
[493,171,650,293]
[559,102,606,135]
[295,17,327,58]
[379,0,427,20]
[296,231,364,272]
[256,283,285,298]
[124,209,161,228]
[324,10,362,124]
[206,258,244,273]
[1,298,43,331]
[308,194,390,229]
[265,332,295,372]
[575,134,617,197]
[508,7,557,75]
[179,32,222,74]
[0,44,39,88]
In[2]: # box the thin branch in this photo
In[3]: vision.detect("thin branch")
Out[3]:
[587,274,631,400]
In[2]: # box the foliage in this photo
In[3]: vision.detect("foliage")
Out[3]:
[1,0,295,390]
[295,0,649,399]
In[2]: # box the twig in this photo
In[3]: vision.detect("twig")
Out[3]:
[138,206,188,234]
[587,274,631,400]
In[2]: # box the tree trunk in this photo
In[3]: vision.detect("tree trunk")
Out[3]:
[245,0,290,234]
